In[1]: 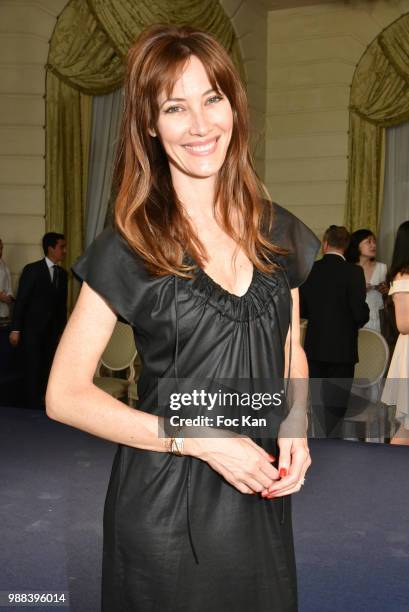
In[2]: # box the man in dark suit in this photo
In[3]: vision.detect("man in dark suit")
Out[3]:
[299,225,369,436]
[9,233,67,409]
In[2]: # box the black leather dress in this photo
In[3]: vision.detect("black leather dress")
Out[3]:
[72,201,319,612]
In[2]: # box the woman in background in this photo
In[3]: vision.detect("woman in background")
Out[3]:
[346,229,388,334]
[381,221,409,445]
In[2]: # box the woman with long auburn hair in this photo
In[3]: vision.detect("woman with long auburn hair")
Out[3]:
[46,24,320,611]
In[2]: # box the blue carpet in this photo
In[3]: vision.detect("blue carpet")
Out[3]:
[293,439,409,612]
[0,407,113,612]
[0,407,408,611]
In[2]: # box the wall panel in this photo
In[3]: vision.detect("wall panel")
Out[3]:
[0,0,67,287]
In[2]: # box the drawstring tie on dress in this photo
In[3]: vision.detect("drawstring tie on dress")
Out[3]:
[173,275,200,564]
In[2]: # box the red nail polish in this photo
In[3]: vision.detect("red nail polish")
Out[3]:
[268,454,276,461]
[279,468,287,478]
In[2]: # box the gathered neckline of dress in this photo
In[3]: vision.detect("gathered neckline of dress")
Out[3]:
[183,253,284,322]
[195,265,262,303]
[191,258,258,301]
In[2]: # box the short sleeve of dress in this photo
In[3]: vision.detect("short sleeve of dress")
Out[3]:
[266,201,321,289]
[389,279,409,295]
[71,227,142,325]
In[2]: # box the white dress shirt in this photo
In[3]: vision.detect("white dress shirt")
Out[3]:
[45,256,57,281]
[0,258,13,317]
[326,251,346,261]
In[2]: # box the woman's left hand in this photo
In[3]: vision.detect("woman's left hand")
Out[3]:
[261,437,311,499]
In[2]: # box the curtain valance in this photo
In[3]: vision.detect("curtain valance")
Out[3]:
[346,12,409,232]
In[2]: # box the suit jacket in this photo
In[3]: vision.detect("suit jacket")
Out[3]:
[299,254,369,364]
[12,259,68,337]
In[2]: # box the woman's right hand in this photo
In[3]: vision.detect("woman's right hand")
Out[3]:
[377,281,389,296]
[184,433,279,494]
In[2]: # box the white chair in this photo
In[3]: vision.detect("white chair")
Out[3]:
[94,321,138,401]
[354,328,389,382]
[343,328,392,441]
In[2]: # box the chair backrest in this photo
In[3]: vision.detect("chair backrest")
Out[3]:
[100,321,137,372]
[354,328,389,387]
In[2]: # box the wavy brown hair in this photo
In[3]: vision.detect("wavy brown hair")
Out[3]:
[113,24,285,277]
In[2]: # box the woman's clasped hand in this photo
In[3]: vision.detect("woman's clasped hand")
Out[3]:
[184,433,311,498]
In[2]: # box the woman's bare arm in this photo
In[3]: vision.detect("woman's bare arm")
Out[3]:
[264,288,311,497]
[281,288,310,434]
[46,281,169,452]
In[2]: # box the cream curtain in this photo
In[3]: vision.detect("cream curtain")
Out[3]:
[346,13,409,233]
[377,121,409,266]
[46,0,244,308]
[85,89,123,247]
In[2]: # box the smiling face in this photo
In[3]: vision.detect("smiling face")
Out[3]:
[359,234,377,259]
[153,55,234,181]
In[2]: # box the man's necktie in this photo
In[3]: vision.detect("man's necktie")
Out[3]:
[52,265,59,289]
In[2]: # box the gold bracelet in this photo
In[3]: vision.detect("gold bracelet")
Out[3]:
[170,436,184,456]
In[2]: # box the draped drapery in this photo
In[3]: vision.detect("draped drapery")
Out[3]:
[46,0,244,308]
[85,89,123,248]
[377,120,409,266]
[345,12,409,233]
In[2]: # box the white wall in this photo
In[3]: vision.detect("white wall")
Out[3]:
[0,0,67,291]
[265,0,409,238]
